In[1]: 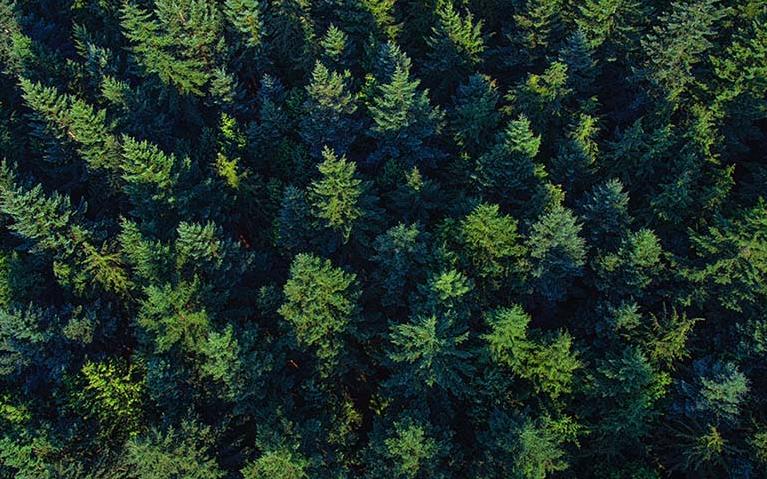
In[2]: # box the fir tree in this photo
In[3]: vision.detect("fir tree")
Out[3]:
[278,253,359,375]
[368,63,444,165]
[527,204,586,303]
[475,116,542,206]
[424,2,485,96]
[449,74,500,155]
[308,147,364,243]
[299,63,359,157]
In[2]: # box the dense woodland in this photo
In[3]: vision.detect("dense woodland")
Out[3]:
[0,0,765,477]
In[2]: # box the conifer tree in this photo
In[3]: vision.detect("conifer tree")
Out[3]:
[120,1,214,96]
[476,116,542,206]
[459,203,525,285]
[641,0,728,101]
[527,204,586,303]
[308,147,364,243]
[578,178,632,251]
[299,63,359,157]
[449,74,500,155]
[279,254,359,375]
[225,0,264,49]
[368,63,444,165]
[386,313,474,397]
[424,2,484,96]
[124,420,225,479]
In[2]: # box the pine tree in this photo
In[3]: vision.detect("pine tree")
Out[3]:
[368,63,444,165]
[511,0,565,66]
[371,223,428,309]
[137,280,211,354]
[576,0,649,53]
[509,61,571,134]
[364,417,447,479]
[686,199,767,314]
[119,136,181,234]
[241,447,309,479]
[278,254,359,375]
[549,113,599,194]
[594,228,663,301]
[320,24,351,70]
[299,63,359,157]
[120,2,213,95]
[124,420,225,479]
[19,79,121,172]
[641,0,728,101]
[225,0,264,49]
[485,306,581,399]
[482,411,579,479]
[275,186,313,253]
[558,29,598,97]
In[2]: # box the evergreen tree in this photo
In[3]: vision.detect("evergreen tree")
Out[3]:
[527,205,586,303]
[299,62,359,157]
[475,116,542,206]
[368,63,444,165]
[449,74,500,155]
[459,203,525,285]
[124,420,225,479]
[641,0,728,101]
[308,146,364,243]
[386,312,474,397]
[279,254,359,375]
[424,2,485,96]
[578,178,632,250]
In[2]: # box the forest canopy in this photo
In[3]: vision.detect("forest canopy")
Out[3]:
[0,0,766,477]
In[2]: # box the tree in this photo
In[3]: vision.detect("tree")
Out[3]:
[594,228,663,301]
[371,223,428,308]
[299,62,359,157]
[368,63,444,165]
[459,203,525,285]
[449,74,500,155]
[475,116,542,206]
[364,417,447,479]
[511,0,565,66]
[578,178,632,250]
[641,0,728,101]
[74,359,144,441]
[424,2,484,96]
[319,24,351,70]
[279,254,359,374]
[124,420,225,479]
[485,306,582,399]
[120,1,218,95]
[241,447,309,479]
[386,312,474,397]
[308,146,364,243]
[225,0,264,49]
[527,205,586,302]
[482,411,579,479]
[685,199,767,315]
